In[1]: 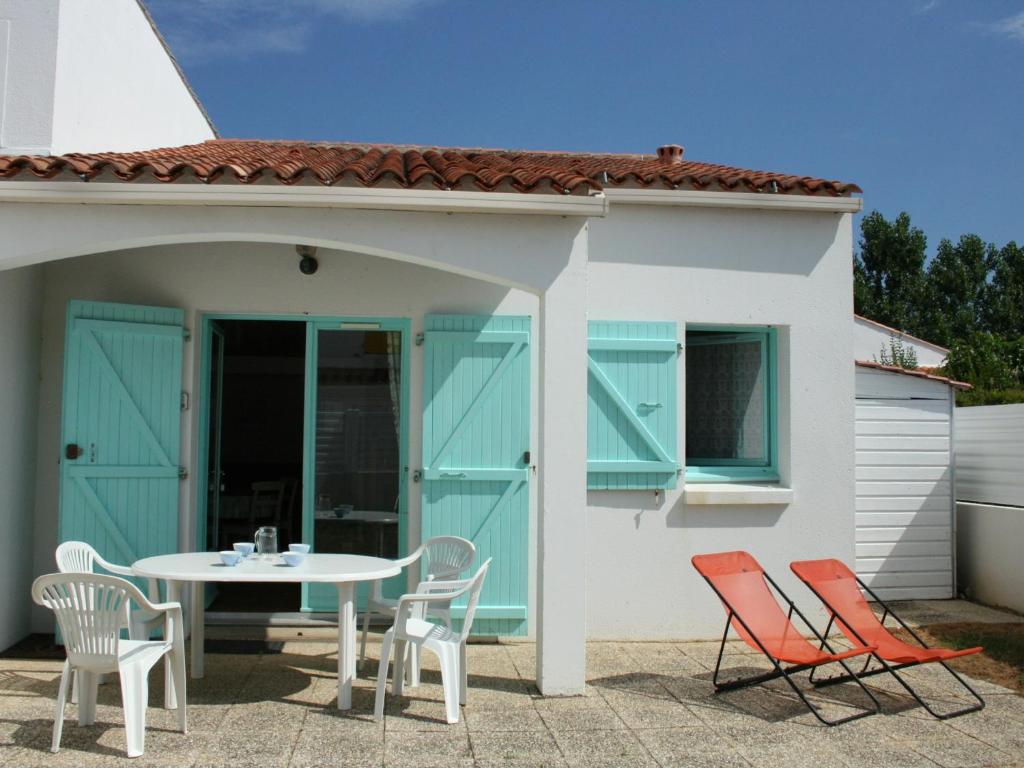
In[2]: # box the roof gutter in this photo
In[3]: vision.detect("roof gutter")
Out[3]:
[604,188,862,213]
[0,181,609,217]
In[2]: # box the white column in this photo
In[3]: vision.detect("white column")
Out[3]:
[536,223,589,695]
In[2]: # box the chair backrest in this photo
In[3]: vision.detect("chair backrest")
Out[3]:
[423,536,475,581]
[790,558,889,650]
[251,481,287,524]
[691,550,816,664]
[458,559,491,643]
[55,540,99,574]
[32,573,146,669]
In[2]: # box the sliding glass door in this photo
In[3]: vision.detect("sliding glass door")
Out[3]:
[303,320,409,612]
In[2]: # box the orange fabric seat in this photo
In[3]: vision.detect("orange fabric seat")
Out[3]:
[692,551,875,667]
[790,559,982,665]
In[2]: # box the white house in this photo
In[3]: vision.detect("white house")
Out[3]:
[1,0,871,696]
[855,314,950,369]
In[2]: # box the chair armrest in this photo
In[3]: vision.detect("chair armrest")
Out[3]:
[95,558,135,578]
[391,544,425,570]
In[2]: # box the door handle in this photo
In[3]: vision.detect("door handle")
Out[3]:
[440,472,467,479]
[65,443,84,460]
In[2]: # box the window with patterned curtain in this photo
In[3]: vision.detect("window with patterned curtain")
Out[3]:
[685,327,778,482]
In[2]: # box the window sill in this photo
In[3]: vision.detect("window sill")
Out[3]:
[684,483,793,506]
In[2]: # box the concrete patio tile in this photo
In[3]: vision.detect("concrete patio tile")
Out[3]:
[382,729,473,767]
[463,705,547,732]
[600,688,706,729]
[289,716,384,767]
[468,729,562,764]
[535,697,627,732]
[552,729,658,767]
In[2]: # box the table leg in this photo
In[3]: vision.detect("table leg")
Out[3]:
[337,582,355,710]
[165,580,180,709]
[191,581,205,679]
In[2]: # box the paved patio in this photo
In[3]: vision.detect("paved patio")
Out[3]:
[2,632,1023,768]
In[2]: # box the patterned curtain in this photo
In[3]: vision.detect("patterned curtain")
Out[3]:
[686,339,764,461]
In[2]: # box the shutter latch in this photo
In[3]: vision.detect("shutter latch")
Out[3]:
[178,466,188,480]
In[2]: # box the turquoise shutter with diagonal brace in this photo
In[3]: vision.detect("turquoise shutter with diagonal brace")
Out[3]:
[587,321,680,490]
[59,301,184,587]
[420,315,530,636]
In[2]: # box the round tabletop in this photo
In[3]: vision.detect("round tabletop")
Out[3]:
[132,552,402,583]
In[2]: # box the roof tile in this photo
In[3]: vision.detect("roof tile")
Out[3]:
[0,139,860,197]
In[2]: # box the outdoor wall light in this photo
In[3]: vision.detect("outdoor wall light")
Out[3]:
[296,244,318,275]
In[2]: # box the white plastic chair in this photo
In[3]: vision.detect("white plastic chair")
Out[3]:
[360,536,475,676]
[32,572,187,758]
[374,558,491,724]
[55,541,163,641]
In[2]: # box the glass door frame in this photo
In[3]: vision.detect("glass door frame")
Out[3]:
[195,314,411,613]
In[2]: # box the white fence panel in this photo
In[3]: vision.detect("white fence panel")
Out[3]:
[955,404,1024,508]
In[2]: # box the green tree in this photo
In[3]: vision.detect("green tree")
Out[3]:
[919,235,994,347]
[985,241,1024,338]
[853,211,927,333]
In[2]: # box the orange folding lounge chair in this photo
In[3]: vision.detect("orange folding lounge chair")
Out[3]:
[691,551,880,725]
[791,558,984,719]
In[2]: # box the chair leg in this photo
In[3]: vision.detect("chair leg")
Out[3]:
[169,646,188,733]
[406,643,420,688]
[77,671,99,726]
[51,661,71,753]
[393,640,407,698]
[360,610,372,665]
[70,670,79,705]
[374,631,394,722]
[438,647,460,724]
[459,642,468,706]
[119,664,149,758]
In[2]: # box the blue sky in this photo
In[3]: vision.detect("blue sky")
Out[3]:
[146,0,1024,254]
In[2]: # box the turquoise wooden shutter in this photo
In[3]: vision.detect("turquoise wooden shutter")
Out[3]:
[59,301,185,578]
[587,321,679,490]
[421,315,530,636]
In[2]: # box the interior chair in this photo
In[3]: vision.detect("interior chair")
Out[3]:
[360,535,476,682]
[32,572,187,758]
[374,559,492,724]
[791,558,985,719]
[691,550,881,726]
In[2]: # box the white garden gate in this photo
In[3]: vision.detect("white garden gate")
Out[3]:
[854,365,956,600]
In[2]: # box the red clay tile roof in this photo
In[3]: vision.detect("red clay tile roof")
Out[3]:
[0,140,860,197]
[855,360,971,390]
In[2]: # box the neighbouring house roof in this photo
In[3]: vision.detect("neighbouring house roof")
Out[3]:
[0,140,860,196]
[853,314,950,354]
[855,360,971,390]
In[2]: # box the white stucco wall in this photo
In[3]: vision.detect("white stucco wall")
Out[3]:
[50,0,214,153]
[0,0,60,153]
[854,316,947,369]
[0,265,43,649]
[0,0,213,155]
[583,205,855,639]
[29,242,541,633]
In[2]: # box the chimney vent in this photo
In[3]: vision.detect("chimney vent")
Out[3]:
[655,144,684,164]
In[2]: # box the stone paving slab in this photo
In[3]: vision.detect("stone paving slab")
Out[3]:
[1,639,1023,767]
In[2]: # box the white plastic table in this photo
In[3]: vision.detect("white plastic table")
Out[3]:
[132,552,400,710]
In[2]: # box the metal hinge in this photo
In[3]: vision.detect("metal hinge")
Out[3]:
[178,466,188,480]
[182,328,192,341]
[677,342,683,352]
[180,392,190,411]
[415,332,425,346]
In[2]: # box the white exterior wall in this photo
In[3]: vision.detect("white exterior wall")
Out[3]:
[50,0,214,153]
[0,265,43,649]
[957,502,1024,613]
[954,404,1024,613]
[854,316,948,369]
[0,0,60,153]
[855,367,954,600]
[0,0,213,155]
[29,242,541,632]
[583,204,855,639]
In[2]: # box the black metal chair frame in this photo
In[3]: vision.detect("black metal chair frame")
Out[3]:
[802,574,985,720]
[700,568,881,726]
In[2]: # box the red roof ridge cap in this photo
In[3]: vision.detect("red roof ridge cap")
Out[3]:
[855,360,970,390]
